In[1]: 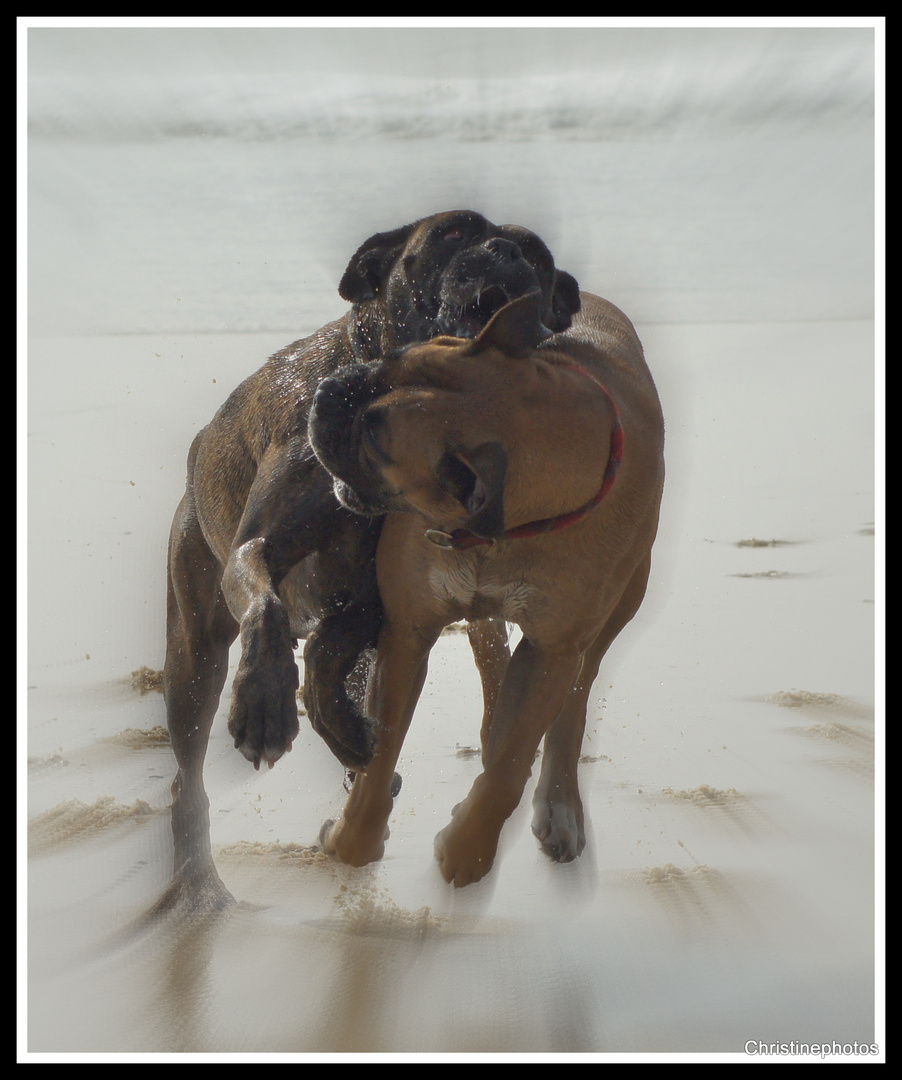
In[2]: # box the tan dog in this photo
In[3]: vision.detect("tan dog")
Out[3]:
[309,291,665,886]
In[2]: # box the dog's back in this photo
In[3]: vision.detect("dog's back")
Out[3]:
[548,291,664,435]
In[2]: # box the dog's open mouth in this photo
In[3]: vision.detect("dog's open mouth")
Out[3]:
[437,284,515,338]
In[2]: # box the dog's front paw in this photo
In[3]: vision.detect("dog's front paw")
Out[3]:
[319,816,388,867]
[303,608,381,771]
[228,618,300,769]
[531,797,585,862]
[434,804,500,888]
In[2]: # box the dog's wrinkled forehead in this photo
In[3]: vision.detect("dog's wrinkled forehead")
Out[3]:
[404,210,492,258]
[404,211,551,265]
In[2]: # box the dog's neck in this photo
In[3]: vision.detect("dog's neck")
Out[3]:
[348,305,390,362]
[349,301,463,364]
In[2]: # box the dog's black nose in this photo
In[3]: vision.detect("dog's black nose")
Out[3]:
[315,376,344,399]
[311,375,361,435]
[311,377,345,418]
[314,366,374,409]
[485,237,523,263]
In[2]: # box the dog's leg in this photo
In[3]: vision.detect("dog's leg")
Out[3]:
[434,637,582,887]
[319,620,437,866]
[531,554,653,862]
[220,447,356,769]
[528,643,600,864]
[466,618,510,756]
[159,494,238,911]
[303,595,383,769]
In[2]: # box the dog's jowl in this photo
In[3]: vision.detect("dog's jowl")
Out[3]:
[310,291,664,887]
[159,212,580,908]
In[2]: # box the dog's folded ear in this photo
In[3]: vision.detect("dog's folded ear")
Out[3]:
[437,441,508,540]
[548,269,582,333]
[339,223,416,303]
[467,291,553,360]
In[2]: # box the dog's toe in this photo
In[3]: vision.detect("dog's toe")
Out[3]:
[433,806,500,888]
[531,801,585,863]
[318,815,389,865]
[228,662,300,769]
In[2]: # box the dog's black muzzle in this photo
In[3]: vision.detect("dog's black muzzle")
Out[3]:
[309,366,376,470]
[436,237,547,338]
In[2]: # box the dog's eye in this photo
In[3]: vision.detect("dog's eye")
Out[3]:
[442,228,464,242]
[436,451,477,505]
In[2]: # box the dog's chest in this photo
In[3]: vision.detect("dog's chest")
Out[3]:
[427,558,535,622]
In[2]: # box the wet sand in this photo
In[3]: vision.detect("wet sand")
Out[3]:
[26,319,877,1058]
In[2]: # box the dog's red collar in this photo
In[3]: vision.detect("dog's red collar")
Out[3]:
[424,363,624,552]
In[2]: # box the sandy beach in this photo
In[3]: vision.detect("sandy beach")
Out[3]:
[24,23,881,1061]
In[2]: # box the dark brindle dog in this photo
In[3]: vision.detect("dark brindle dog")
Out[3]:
[161,211,580,906]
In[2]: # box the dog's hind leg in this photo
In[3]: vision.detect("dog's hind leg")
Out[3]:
[158,494,238,912]
[531,553,652,862]
[528,640,602,864]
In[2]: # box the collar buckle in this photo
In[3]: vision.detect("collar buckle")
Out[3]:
[424,529,456,549]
